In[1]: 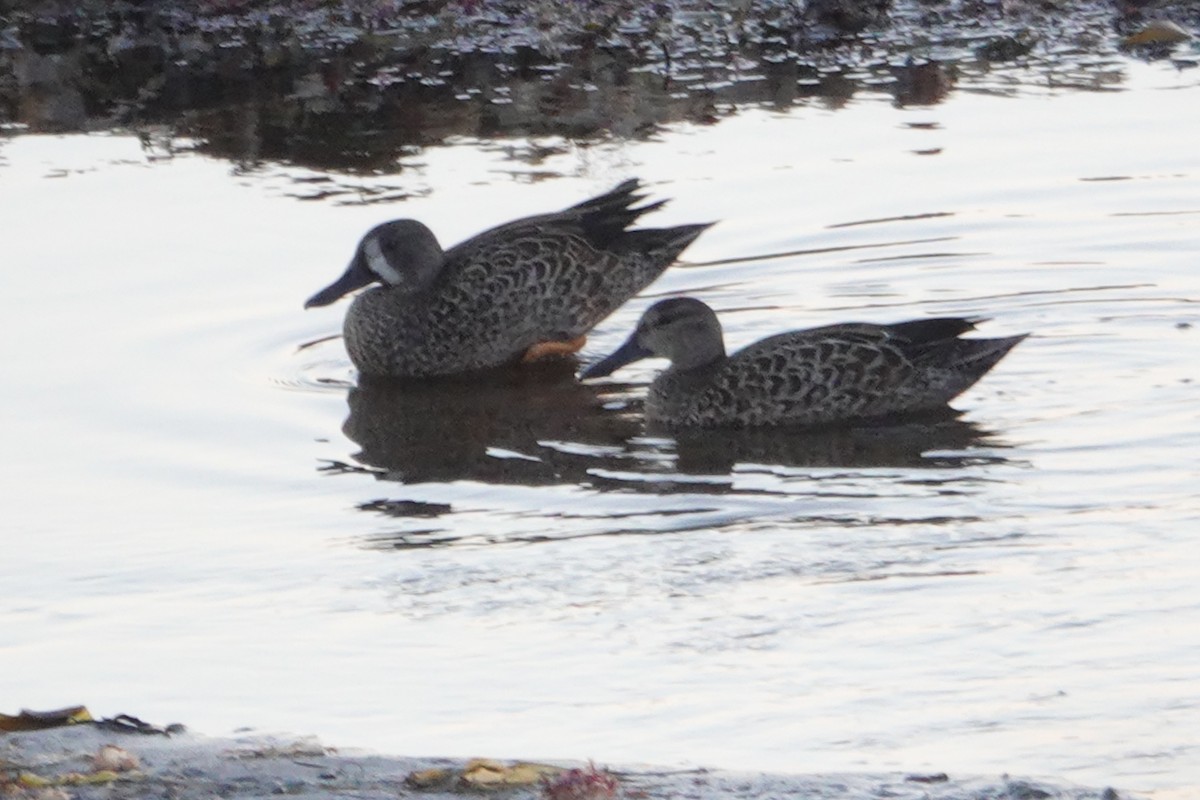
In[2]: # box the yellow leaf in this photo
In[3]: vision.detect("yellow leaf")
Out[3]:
[405,768,454,788]
[1123,20,1192,46]
[17,772,54,788]
[460,759,563,788]
[59,770,123,785]
[0,706,93,732]
[462,760,507,787]
[502,763,563,785]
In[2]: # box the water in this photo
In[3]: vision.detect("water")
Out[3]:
[2,56,1199,799]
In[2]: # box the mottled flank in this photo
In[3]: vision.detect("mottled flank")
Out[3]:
[305,180,711,379]
[582,297,1026,429]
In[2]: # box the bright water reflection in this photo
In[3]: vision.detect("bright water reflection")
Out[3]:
[2,59,1198,799]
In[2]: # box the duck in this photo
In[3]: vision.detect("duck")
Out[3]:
[580,297,1027,429]
[304,180,712,379]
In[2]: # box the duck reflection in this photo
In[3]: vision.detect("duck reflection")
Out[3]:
[666,413,1007,476]
[341,361,640,485]
[339,364,1009,488]
[338,371,1012,550]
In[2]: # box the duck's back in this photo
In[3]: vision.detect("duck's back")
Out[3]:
[648,320,1025,428]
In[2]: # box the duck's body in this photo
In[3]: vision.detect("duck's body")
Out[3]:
[582,298,1027,429]
[305,180,711,379]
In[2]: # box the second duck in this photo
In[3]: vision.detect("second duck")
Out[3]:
[581,297,1027,429]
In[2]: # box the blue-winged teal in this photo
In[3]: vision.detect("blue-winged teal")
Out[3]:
[305,180,711,379]
[581,297,1027,428]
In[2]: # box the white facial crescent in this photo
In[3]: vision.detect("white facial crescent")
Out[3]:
[363,235,401,284]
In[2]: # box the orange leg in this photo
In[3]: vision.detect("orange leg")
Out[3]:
[520,335,588,363]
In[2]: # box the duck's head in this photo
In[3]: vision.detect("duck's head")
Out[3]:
[304,220,445,308]
[580,297,727,379]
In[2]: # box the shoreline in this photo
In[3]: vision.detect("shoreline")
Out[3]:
[2,722,1131,800]
[5,0,1195,169]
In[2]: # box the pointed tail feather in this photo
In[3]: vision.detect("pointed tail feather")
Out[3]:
[954,334,1028,372]
[933,333,1028,400]
[570,178,643,212]
[618,222,715,262]
[575,178,705,246]
[887,317,981,344]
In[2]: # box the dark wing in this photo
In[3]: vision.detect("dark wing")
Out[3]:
[689,327,927,427]
[434,181,707,343]
[442,178,664,267]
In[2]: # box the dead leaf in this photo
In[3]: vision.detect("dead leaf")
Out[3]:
[92,745,139,773]
[59,770,121,785]
[501,763,562,785]
[16,772,54,789]
[460,759,563,789]
[461,759,508,787]
[404,759,565,791]
[406,768,455,788]
[1123,20,1192,46]
[0,706,93,732]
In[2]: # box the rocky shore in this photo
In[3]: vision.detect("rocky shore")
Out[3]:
[2,722,1131,800]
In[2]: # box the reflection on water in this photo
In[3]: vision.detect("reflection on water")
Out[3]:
[341,361,637,485]
[1,0,1151,178]
[334,360,1015,551]
[340,359,1010,485]
[667,416,1009,473]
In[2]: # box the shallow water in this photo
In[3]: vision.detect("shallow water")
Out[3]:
[2,55,1199,799]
